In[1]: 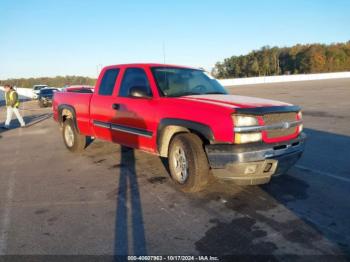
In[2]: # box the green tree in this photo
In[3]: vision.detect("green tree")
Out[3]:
[212,41,350,79]
[0,76,96,88]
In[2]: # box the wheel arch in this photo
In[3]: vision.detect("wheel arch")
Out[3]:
[58,104,79,132]
[157,118,214,157]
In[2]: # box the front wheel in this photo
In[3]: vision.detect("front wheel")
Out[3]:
[62,118,86,153]
[168,133,210,192]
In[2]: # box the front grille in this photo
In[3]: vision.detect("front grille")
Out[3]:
[266,127,297,138]
[262,112,298,139]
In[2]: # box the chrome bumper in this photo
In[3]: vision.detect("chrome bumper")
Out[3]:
[205,133,306,185]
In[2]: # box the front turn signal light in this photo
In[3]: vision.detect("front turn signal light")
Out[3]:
[234,132,262,144]
[297,111,303,120]
[299,124,303,133]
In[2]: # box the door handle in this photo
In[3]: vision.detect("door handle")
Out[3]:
[112,103,120,110]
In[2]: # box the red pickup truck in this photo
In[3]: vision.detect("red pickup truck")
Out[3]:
[53,63,305,192]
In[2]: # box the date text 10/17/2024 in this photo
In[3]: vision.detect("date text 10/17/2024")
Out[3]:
[127,256,219,261]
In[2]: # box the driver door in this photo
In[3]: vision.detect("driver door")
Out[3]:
[111,67,156,152]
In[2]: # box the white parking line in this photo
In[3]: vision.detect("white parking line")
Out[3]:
[295,165,350,183]
[0,172,15,255]
[0,119,23,254]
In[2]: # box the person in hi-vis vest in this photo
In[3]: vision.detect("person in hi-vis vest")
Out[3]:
[3,84,25,128]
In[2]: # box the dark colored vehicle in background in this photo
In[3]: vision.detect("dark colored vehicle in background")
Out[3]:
[32,84,48,99]
[38,88,58,107]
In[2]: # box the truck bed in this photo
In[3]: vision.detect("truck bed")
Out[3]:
[53,91,93,135]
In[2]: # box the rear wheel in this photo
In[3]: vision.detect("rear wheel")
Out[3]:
[168,133,210,192]
[62,118,86,152]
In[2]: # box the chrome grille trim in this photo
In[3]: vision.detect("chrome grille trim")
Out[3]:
[234,120,302,133]
[263,112,296,125]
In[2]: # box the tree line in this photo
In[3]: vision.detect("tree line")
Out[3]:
[212,41,350,79]
[0,75,96,89]
[2,41,350,85]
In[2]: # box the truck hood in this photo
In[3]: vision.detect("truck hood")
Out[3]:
[179,94,291,109]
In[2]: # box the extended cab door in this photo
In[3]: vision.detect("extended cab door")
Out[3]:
[90,67,122,141]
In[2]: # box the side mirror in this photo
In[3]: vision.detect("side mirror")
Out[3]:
[129,86,151,98]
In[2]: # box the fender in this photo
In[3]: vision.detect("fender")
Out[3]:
[57,104,79,132]
[157,118,215,156]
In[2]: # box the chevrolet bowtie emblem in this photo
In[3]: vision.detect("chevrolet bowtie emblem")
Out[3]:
[282,122,290,129]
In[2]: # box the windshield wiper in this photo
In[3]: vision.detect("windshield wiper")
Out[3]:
[203,91,227,95]
[166,92,202,97]
[166,91,227,97]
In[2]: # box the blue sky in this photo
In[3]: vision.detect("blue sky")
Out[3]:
[0,0,349,79]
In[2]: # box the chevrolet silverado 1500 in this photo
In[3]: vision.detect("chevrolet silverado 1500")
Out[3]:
[53,64,305,192]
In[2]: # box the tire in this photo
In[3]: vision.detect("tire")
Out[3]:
[62,118,86,153]
[168,133,210,192]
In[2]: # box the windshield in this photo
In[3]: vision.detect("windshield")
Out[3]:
[34,85,47,90]
[151,67,227,97]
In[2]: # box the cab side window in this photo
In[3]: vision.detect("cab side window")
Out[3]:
[119,68,152,97]
[98,68,120,96]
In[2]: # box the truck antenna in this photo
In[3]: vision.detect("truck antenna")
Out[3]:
[162,41,166,64]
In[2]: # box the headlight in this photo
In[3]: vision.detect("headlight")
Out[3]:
[234,132,262,144]
[233,114,262,144]
[297,111,302,119]
[233,115,259,127]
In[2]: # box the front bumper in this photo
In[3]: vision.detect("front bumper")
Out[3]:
[205,133,306,185]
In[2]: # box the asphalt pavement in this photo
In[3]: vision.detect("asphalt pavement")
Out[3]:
[0,78,349,260]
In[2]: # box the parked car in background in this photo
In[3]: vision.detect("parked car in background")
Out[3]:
[32,84,48,99]
[38,88,58,107]
[63,85,94,93]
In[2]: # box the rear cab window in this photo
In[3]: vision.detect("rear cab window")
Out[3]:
[98,68,120,95]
